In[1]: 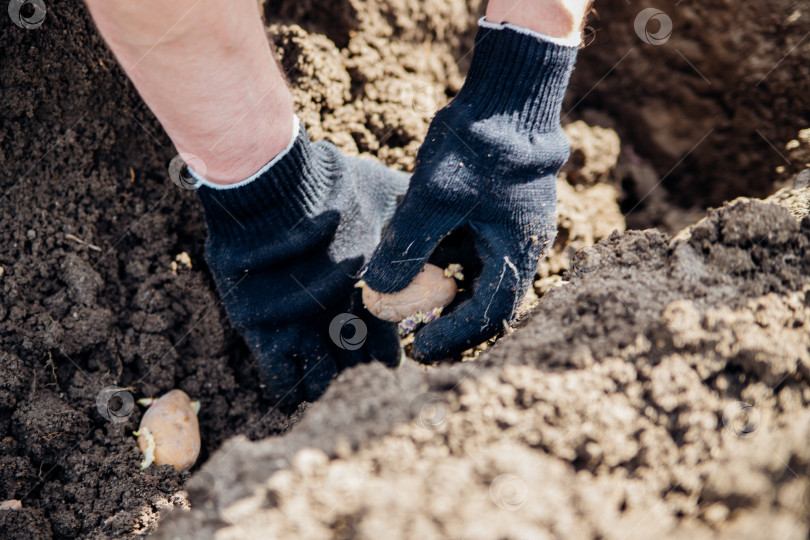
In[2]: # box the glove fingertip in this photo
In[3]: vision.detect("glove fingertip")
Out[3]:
[362,315,403,368]
[362,196,456,293]
[411,271,520,364]
[411,319,467,364]
[362,253,427,294]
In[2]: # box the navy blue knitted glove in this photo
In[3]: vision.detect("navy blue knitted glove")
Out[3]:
[197,122,409,406]
[362,24,578,362]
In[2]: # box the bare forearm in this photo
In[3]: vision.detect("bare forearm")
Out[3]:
[485,0,592,42]
[84,0,293,183]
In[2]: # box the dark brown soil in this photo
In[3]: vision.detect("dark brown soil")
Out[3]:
[0,2,298,537]
[1,0,809,538]
[568,0,810,209]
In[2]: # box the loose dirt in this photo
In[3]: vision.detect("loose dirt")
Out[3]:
[568,0,810,208]
[151,192,810,540]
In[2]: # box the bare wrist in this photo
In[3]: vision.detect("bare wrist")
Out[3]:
[485,0,591,42]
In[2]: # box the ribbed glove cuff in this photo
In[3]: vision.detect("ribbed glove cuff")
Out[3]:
[196,128,338,245]
[457,25,578,130]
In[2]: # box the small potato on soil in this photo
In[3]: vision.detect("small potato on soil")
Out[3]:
[0,499,21,510]
[362,263,458,322]
[135,390,200,472]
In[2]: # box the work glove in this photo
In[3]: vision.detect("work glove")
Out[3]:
[362,21,578,362]
[197,120,409,405]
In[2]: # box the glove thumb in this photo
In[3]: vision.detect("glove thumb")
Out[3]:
[362,195,456,294]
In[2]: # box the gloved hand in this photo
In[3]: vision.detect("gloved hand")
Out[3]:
[362,21,578,362]
[196,120,409,406]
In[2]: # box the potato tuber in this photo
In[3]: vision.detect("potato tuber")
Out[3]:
[361,264,463,335]
[134,390,200,472]
[0,500,21,510]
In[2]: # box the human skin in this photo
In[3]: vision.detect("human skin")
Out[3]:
[83,0,590,184]
[486,0,593,40]
[83,0,294,184]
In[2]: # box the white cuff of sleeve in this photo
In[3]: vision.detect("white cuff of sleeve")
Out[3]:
[478,17,581,48]
[188,115,301,190]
